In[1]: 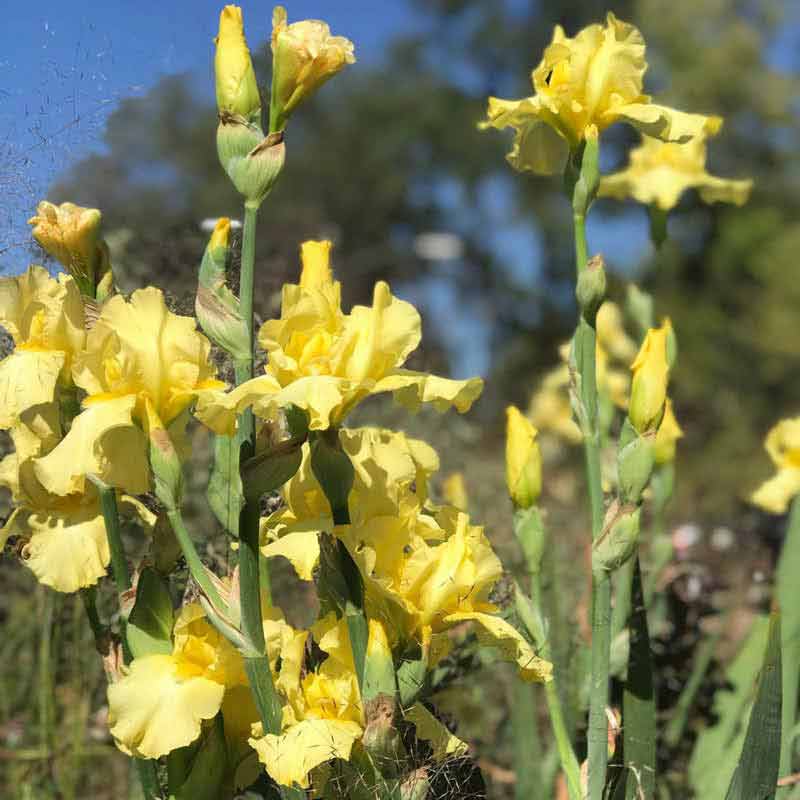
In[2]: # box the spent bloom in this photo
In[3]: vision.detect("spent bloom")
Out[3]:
[270,6,356,132]
[28,201,112,296]
[750,418,800,514]
[481,13,721,174]
[599,134,753,211]
[196,241,482,434]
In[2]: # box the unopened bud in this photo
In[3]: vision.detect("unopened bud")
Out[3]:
[216,128,285,208]
[629,323,669,434]
[653,398,683,464]
[592,501,641,574]
[617,425,655,504]
[214,5,261,123]
[576,254,607,319]
[144,400,183,510]
[505,406,542,509]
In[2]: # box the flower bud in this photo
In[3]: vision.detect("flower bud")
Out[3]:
[363,619,397,702]
[653,398,683,464]
[214,5,261,123]
[269,5,355,133]
[28,201,105,296]
[216,129,286,208]
[629,323,670,434]
[143,399,183,510]
[309,427,354,524]
[576,254,607,319]
[505,406,542,509]
[513,505,546,577]
[617,420,655,504]
[592,501,641,574]
[196,217,249,361]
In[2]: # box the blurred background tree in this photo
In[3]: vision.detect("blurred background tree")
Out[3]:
[38,0,799,518]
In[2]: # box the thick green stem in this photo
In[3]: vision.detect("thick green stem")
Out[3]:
[93,481,160,799]
[572,182,609,800]
[166,509,223,611]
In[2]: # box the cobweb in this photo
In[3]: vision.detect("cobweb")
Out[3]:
[0,19,143,270]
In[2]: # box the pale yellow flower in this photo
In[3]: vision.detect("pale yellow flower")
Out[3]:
[629,322,670,434]
[195,241,482,434]
[751,418,800,514]
[599,134,752,211]
[528,364,583,444]
[0,266,85,429]
[107,602,249,759]
[481,13,721,174]
[215,5,261,120]
[441,471,469,512]
[270,6,355,131]
[33,287,224,497]
[250,613,363,788]
[505,405,542,508]
[653,398,683,464]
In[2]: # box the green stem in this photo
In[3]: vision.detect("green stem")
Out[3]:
[166,509,223,611]
[573,187,609,800]
[92,481,160,799]
[80,588,105,649]
[512,679,543,799]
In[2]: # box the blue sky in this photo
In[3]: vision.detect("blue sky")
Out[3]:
[0,1,421,255]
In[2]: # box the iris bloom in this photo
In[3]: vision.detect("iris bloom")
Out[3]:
[751,418,800,514]
[0,416,153,592]
[481,13,720,174]
[599,134,753,211]
[261,427,552,684]
[196,241,482,434]
[33,287,224,497]
[108,602,257,767]
[0,266,85,430]
[250,613,363,789]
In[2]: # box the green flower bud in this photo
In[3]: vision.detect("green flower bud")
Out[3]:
[617,426,655,504]
[592,501,641,574]
[576,254,607,320]
[216,127,285,208]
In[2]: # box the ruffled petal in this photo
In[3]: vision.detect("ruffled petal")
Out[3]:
[249,718,362,789]
[442,611,553,683]
[20,505,110,592]
[610,104,722,144]
[33,396,149,496]
[373,369,483,414]
[0,350,65,429]
[696,176,753,207]
[107,654,225,759]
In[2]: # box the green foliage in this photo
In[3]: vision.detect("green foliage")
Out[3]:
[689,615,770,799]
[725,612,782,800]
[126,568,174,659]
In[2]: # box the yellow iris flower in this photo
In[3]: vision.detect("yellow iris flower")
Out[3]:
[751,418,800,514]
[195,241,482,434]
[108,602,255,761]
[250,613,363,789]
[481,13,720,174]
[599,134,753,211]
[0,416,153,592]
[653,398,684,464]
[0,266,85,430]
[32,287,224,497]
[261,426,551,684]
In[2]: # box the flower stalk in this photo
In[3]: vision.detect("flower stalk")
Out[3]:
[565,134,610,800]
